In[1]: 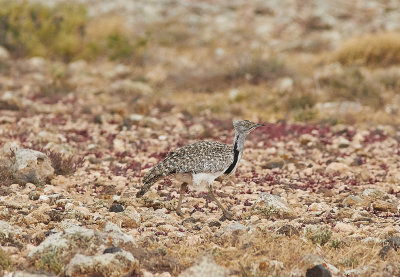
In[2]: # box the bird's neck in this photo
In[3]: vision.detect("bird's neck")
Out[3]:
[233,132,246,153]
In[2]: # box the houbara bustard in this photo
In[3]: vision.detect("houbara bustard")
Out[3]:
[136,120,264,219]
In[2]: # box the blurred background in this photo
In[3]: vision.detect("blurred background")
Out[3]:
[1,0,400,125]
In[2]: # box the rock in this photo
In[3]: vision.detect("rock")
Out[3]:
[372,200,398,213]
[332,136,350,148]
[277,77,294,93]
[109,206,141,228]
[344,266,369,276]
[178,256,229,277]
[0,91,22,110]
[24,204,52,224]
[0,46,10,60]
[360,189,388,201]
[110,80,153,95]
[333,222,357,234]
[67,60,87,73]
[113,139,126,153]
[207,219,221,228]
[109,202,124,213]
[102,222,136,248]
[252,259,284,275]
[28,57,46,70]
[262,158,285,169]
[306,264,332,277]
[343,195,363,206]
[276,224,299,236]
[189,124,206,136]
[65,250,138,277]
[0,220,23,247]
[308,202,330,212]
[28,223,136,272]
[103,246,122,254]
[325,162,350,175]
[223,222,247,234]
[380,236,400,258]
[12,148,54,184]
[386,236,400,250]
[251,193,295,219]
[299,134,317,145]
[301,254,325,270]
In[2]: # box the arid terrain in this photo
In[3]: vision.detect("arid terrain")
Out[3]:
[0,0,400,276]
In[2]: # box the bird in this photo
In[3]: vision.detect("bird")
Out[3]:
[136,120,264,219]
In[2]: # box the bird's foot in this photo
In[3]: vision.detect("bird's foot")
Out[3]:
[176,209,185,218]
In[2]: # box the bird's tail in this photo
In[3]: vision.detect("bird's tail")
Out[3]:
[136,160,175,198]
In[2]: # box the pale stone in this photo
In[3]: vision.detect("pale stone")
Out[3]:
[325,162,350,175]
[251,193,296,219]
[0,46,10,60]
[65,251,138,277]
[179,256,229,277]
[12,149,54,184]
[333,222,357,233]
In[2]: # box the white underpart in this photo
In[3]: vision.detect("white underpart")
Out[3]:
[192,171,224,191]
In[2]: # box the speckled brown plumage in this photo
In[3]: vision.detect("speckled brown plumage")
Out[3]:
[136,120,264,219]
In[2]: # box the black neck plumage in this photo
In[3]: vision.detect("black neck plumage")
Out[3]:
[224,139,240,175]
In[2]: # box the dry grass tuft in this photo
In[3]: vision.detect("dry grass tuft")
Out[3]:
[333,32,400,66]
[0,248,13,271]
[46,151,84,176]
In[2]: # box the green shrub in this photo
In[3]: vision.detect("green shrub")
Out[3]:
[306,227,332,246]
[0,0,138,62]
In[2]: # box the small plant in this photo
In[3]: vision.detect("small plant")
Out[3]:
[0,165,14,186]
[306,227,332,246]
[0,248,13,271]
[0,0,139,62]
[46,151,84,176]
[339,255,359,268]
[329,238,343,249]
[34,249,63,274]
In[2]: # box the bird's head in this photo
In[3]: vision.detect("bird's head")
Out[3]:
[233,120,264,135]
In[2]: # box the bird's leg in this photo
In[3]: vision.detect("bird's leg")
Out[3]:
[176,182,188,217]
[207,184,234,220]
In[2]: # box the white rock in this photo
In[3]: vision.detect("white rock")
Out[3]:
[113,138,126,152]
[129,114,144,121]
[102,222,136,247]
[110,80,153,95]
[251,193,295,219]
[179,256,229,277]
[277,77,294,93]
[333,222,357,233]
[0,45,10,60]
[28,57,46,69]
[223,222,247,233]
[325,162,350,175]
[38,195,50,203]
[12,148,54,184]
[65,251,138,277]
[68,60,87,73]
[360,189,387,201]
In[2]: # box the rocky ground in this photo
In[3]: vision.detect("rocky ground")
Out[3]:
[0,0,400,276]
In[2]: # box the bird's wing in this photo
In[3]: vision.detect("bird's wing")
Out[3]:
[165,141,234,174]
